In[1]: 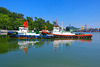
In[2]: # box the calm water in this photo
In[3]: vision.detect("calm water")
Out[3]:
[0,32,100,67]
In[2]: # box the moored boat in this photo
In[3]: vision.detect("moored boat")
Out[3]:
[51,21,92,39]
[8,21,41,39]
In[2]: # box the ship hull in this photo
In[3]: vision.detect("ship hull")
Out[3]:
[8,31,54,39]
[53,34,92,39]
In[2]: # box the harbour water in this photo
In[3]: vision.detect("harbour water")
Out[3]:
[0,32,100,67]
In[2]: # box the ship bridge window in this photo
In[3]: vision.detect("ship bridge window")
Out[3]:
[54,28,59,30]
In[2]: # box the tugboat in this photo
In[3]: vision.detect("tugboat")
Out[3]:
[52,21,92,39]
[8,21,40,39]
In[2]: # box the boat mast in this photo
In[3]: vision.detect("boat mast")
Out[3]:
[62,22,63,31]
[55,19,57,27]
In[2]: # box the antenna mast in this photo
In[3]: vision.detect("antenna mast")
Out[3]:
[62,22,63,31]
[55,19,57,27]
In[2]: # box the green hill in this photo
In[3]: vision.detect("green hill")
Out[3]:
[0,7,54,31]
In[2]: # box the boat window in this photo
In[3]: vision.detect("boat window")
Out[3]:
[54,27,59,30]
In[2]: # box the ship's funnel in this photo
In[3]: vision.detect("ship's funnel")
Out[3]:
[23,21,28,28]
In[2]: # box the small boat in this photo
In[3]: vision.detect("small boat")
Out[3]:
[8,21,41,39]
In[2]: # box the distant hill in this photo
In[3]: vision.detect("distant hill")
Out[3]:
[0,7,55,30]
[66,26,80,31]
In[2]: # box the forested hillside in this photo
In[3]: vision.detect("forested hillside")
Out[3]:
[0,7,56,31]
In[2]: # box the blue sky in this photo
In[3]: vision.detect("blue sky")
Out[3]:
[0,0,100,28]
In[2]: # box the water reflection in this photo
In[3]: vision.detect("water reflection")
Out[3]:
[52,39,92,53]
[53,39,74,53]
[0,35,92,54]
[18,39,39,54]
[0,35,19,54]
[17,39,92,54]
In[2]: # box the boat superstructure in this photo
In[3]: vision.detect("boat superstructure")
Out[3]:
[52,22,75,35]
[52,27,75,35]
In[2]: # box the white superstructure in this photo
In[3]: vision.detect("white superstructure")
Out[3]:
[52,24,75,35]
[17,27,40,36]
[16,21,40,36]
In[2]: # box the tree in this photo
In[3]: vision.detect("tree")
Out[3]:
[0,7,57,30]
[0,14,10,30]
[17,13,24,19]
[0,7,11,15]
[35,16,37,21]
[26,16,33,23]
[46,20,50,24]
[53,21,56,26]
